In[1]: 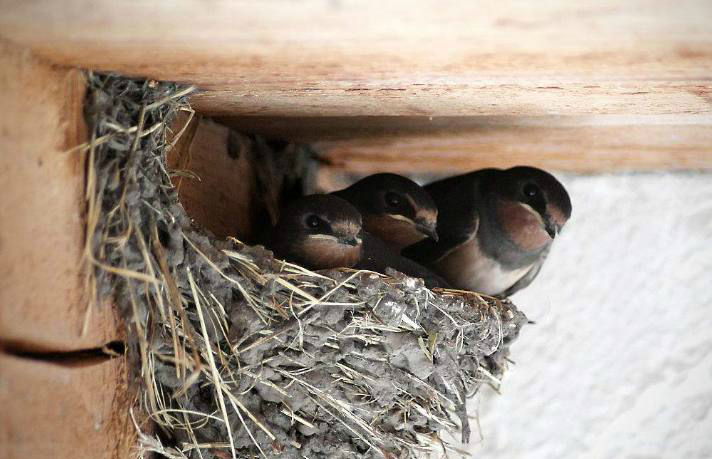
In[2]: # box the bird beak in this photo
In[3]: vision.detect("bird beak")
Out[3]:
[416,220,439,242]
[339,234,362,247]
[543,216,558,239]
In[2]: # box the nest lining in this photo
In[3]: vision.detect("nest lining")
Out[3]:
[82,73,527,459]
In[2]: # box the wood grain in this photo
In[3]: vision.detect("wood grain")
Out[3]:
[0,353,133,459]
[0,39,141,459]
[0,39,122,350]
[221,115,712,173]
[1,0,710,116]
[167,114,260,241]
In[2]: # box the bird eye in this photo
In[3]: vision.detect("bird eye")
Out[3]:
[523,184,540,199]
[305,215,321,229]
[385,192,402,207]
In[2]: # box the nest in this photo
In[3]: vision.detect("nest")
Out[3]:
[82,73,528,459]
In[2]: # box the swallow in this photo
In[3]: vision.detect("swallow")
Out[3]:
[266,195,449,288]
[403,166,571,296]
[266,194,363,270]
[331,173,439,252]
[356,232,450,289]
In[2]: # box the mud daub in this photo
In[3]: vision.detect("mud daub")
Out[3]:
[83,73,527,459]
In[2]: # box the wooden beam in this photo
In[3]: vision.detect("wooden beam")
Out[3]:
[1,0,711,116]
[0,353,133,459]
[167,115,260,241]
[221,115,712,173]
[0,39,132,459]
[0,39,122,350]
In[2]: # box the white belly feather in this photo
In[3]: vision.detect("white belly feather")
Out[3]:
[433,239,532,295]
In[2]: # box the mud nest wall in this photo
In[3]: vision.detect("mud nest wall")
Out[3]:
[83,73,528,459]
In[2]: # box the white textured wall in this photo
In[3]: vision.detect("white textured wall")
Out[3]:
[465,172,712,459]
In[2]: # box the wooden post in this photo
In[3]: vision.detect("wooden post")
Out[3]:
[0,40,132,459]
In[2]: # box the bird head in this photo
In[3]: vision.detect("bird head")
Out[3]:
[335,173,439,251]
[487,166,572,251]
[270,195,363,269]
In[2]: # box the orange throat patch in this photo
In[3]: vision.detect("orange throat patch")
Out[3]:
[496,199,552,251]
[296,237,362,270]
[363,215,426,252]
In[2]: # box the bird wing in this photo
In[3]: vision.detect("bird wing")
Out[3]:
[402,172,491,264]
[500,246,550,297]
[357,233,451,288]
[402,213,478,264]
